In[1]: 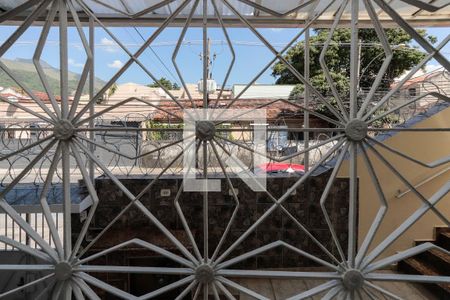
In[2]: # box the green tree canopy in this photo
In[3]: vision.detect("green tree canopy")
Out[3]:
[272,28,435,99]
[147,77,180,90]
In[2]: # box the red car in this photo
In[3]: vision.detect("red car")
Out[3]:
[254,163,305,175]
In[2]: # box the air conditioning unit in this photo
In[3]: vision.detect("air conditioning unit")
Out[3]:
[198,79,217,94]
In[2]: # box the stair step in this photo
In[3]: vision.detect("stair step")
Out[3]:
[398,258,450,299]
[437,232,450,250]
[435,226,450,236]
[418,248,450,275]
[415,239,435,246]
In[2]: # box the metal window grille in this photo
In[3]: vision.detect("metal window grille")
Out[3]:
[0,0,449,299]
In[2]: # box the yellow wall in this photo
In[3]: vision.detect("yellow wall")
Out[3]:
[339,106,450,260]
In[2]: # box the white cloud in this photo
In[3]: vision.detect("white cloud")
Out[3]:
[270,28,284,32]
[107,60,124,69]
[68,58,83,68]
[100,37,119,52]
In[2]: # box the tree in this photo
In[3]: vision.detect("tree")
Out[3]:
[99,82,118,104]
[107,82,118,98]
[147,77,180,90]
[273,28,435,100]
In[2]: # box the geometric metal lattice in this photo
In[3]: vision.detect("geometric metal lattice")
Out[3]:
[0,0,449,299]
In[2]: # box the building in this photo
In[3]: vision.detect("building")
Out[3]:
[389,68,450,120]
[232,84,296,99]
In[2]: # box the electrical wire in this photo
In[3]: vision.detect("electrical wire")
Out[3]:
[132,27,181,86]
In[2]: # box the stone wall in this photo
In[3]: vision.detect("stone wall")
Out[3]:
[71,172,351,296]
[74,172,351,270]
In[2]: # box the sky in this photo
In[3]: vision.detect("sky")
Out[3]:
[0,25,449,88]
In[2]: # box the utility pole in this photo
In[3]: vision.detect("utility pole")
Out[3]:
[202,38,214,105]
[207,38,212,80]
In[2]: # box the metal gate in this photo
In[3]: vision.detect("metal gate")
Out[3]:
[0,0,449,299]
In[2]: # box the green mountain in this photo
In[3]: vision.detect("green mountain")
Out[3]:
[0,58,106,96]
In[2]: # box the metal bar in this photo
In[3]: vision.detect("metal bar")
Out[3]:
[367,92,450,124]
[77,272,137,300]
[221,0,339,111]
[360,180,450,269]
[364,141,450,226]
[88,15,95,182]
[374,0,450,71]
[363,34,450,120]
[209,140,240,262]
[397,166,450,198]
[213,138,345,267]
[76,97,183,127]
[215,281,236,300]
[0,138,55,196]
[73,138,197,262]
[0,273,54,299]
[214,138,345,265]
[323,286,343,300]
[217,240,339,271]
[78,265,194,275]
[67,0,93,120]
[33,0,61,119]
[172,0,200,108]
[304,26,311,171]
[217,277,270,300]
[59,0,69,119]
[357,0,394,118]
[354,143,388,269]
[173,142,203,262]
[211,0,235,104]
[221,0,346,123]
[366,136,449,169]
[318,0,350,122]
[319,142,350,266]
[40,143,64,260]
[0,95,54,124]
[175,280,198,300]
[215,132,343,163]
[72,282,85,300]
[62,140,72,261]
[75,234,193,268]
[0,134,54,162]
[75,133,192,161]
[286,280,340,300]
[72,277,101,300]
[364,282,404,300]
[236,0,317,18]
[138,275,195,300]
[348,142,358,268]
[73,0,193,123]
[216,269,341,279]
[365,242,450,273]
[0,0,43,23]
[69,142,100,261]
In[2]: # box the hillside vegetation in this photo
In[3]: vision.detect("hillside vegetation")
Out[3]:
[0,58,105,95]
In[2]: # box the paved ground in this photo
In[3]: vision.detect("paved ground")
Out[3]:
[231,273,437,299]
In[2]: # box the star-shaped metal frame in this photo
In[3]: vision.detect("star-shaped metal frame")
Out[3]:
[0,0,449,299]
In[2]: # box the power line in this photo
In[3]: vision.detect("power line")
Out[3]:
[132,27,181,86]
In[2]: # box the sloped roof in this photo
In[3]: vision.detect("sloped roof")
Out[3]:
[149,98,315,122]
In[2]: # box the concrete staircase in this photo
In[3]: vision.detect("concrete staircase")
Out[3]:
[398,227,450,299]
